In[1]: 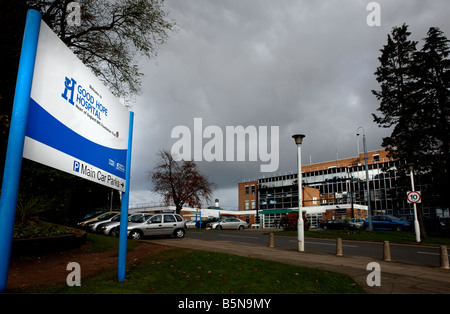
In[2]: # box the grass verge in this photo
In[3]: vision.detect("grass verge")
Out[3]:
[81,233,140,253]
[24,244,365,294]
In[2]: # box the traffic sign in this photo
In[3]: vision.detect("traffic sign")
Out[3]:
[407,191,421,203]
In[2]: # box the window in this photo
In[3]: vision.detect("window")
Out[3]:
[251,200,256,209]
[130,214,144,222]
[164,215,176,223]
[373,154,380,162]
[245,200,249,210]
[251,185,256,194]
[150,215,162,223]
[245,185,249,194]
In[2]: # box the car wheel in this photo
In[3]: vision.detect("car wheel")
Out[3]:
[174,229,185,238]
[110,228,118,237]
[238,225,245,230]
[129,230,142,240]
[396,226,403,231]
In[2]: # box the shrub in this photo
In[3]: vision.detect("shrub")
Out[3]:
[16,195,53,225]
[283,213,310,231]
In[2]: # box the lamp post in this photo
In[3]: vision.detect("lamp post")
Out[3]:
[292,134,305,252]
[408,164,421,243]
[357,127,372,230]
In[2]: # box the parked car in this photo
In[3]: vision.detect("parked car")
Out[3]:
[197,217,218,228]
[98,213,153,236]
[195,215,237,228]
[364,215,411,231]
[85,213,120,233]
[185,220,197,228]
[207,218,249,230]
[349,218,366,230]
[127,213,186,240]
[78,211,120,229]
[319,219,344,230]
[400,215,447,233]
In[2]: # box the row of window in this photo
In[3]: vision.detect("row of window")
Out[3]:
[244,184,256,195]
[244,200,256,210]
[253,161,431,215]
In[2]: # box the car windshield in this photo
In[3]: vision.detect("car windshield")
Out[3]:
[98,212,117,220]
[387,215,401,221]
[111,214,122,222]
[83,211,104,220]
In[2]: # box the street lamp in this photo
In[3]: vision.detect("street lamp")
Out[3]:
[408,164,421,243]
[292,134,305,252]
[357,127,372,231]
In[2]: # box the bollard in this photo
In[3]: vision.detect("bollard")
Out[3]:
[383,241,391,262]
[440,245,449,270]
[336,238,343,256]
[268,233,274,248]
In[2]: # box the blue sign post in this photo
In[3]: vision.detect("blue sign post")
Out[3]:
[0,9,41,293]
[118,111,134,282]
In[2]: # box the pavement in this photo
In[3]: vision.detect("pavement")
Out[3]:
[144,230,450,294]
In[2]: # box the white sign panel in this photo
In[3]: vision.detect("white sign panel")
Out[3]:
[23,20,129,191]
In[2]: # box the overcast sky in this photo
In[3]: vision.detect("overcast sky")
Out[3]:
[128,0,450,208]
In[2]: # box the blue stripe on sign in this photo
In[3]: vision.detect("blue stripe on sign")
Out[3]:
[26,97,127,179]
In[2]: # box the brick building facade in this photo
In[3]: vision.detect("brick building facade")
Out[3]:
[237,149,433,228]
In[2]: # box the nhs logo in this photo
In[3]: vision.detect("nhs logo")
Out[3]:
[73,160,80,172]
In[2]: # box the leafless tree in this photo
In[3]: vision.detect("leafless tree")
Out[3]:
[149,150,215,213]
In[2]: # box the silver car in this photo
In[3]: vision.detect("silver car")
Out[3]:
[208,218,249,230]
[127,213,186,240]
[84,212,120,233]
[98,213,152,236]
[349,218,366,230]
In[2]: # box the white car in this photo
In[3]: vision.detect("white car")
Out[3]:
[349,218,366,229]
[185,220,197,228]
[127,213,186,240]
[208,218,249,230]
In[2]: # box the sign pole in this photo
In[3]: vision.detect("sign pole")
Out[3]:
[118,111,134,282]
[409,165,421,243]
[0,9,41,292]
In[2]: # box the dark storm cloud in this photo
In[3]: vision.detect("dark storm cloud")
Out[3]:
[129,0,450,206]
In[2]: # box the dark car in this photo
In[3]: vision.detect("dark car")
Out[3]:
[196,217,219,228]
[319,219,344,230]
[364,215,411,231]
[196,215,236,228]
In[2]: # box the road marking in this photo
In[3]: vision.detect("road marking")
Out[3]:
[219,234,259,239]
[290,240,358,247]
[418,251,439,256]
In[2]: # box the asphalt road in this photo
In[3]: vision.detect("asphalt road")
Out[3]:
[185,228,447,267]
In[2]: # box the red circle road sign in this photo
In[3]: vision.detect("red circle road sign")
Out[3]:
[407,191,421,203]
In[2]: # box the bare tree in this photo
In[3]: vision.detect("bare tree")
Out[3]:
[149,150,215,213]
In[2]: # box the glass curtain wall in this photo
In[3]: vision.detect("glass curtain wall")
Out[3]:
[258,161,432,218]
